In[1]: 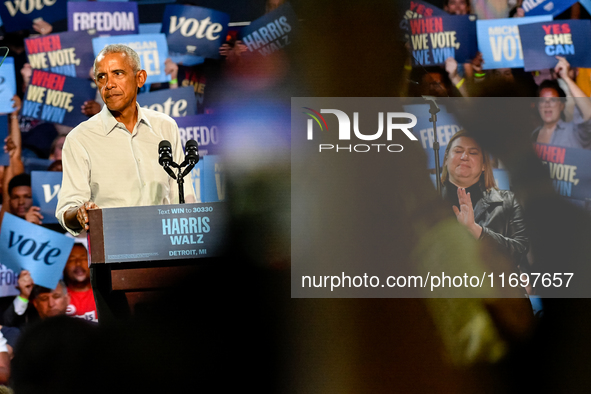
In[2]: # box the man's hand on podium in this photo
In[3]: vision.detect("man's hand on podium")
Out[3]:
[76,202,99,231]
[65,201,100,232]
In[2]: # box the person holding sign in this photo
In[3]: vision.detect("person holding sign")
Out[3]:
[533,56,591,149]
[56,44,195,235]
[441,130,529,273]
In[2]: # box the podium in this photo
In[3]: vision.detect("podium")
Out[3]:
[88,202,226,322]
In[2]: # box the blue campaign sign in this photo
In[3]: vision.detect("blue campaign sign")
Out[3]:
[0,0,68,33]
[580,0,591,16]
[93,33,170,84]
[0,116,8,166]
[0,213,74,289]
[535,143,591,201]
[409,14,477,66]
[477,16,552,70]
[25,31,95,79]
[519,20,591,72]
[137,86,196,117]
[24,157,53,172]
[202,155,225,202]
[522,0,577,16]
[403,103,462,169]
[31,171,62,225]
[161,4,229,58]
[68,2,138,36]
[0,57,16,114]
[0,264,19,298]
[21,70,96,127]
[174,114,221,157]
[189,160,204,203]
[239,2,299,57]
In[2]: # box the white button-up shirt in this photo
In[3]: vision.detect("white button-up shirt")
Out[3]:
[56,103,195,235]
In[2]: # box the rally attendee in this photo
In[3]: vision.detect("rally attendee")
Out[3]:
[3,278,70,330]
[533,57,591,149]
[56,44,196,235]
[63,244,97,322]
[441,130,529,272]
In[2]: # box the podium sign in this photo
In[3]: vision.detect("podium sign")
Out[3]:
[93,202,226,264]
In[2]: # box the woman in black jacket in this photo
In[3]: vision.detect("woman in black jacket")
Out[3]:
[441,130,529,272]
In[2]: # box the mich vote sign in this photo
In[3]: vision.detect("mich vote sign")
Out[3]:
[477,16,552,70]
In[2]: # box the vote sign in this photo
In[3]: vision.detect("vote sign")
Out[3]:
[31,171,63,225]
[138,86,197,117]
[0,0,67,32]
[161,4,230,58]
[522,0,578,16]
[0,213,74,289]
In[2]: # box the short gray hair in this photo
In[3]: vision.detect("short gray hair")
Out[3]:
[93,44,141,79]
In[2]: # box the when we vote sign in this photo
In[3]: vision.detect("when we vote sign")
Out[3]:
[535,143,591,201]
[522,0,578,16]
[161,5,229,58]
[138,86,196,117]
[22,70,96,127]
[399,0,447,20]
[239,2,299,57]
[68,1,139,36]
[93,33,170,84]
[31,171,62,225]
[0,213,74,289]
[0,0,67,32]
[477,16,552,70]
[25,31,95,79]
[519,20,591,71]
[410,14,477,66]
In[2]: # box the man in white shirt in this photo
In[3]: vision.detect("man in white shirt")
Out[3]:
[56,44,195,235]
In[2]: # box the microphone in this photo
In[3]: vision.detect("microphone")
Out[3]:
[181,139,199,177]
[158,140,176,179]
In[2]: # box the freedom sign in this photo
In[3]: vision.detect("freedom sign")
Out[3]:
[0,213,74,289]
[477,16,553,70]
[519,20,591,72]
[68,1,139,36]
[535,143,591,201]
[138,86,196,117]
[522,0,578,16]
[161,4,229,58]
[175,114,221,157]
[404,103,462,169]
[21,70,96,127]
[25,31,95,79]
[409,14,477,66]
[0,0,67,32]
[239,2,299,57]
[0,57,16,114]
[93,33,170,84]
[31,171,63,225]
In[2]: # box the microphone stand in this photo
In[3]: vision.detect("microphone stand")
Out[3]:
[423,96,442,197]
